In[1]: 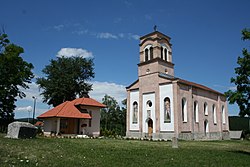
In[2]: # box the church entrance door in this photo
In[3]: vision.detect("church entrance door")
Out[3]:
[148,118,153,138]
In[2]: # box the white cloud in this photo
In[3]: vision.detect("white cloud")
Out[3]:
[73,29,89,35]
[129,34,140,40]
[18,82,43,102]
[97,32,118,39]
[56,48,94,58]
[53,24,64,31]
[16,106,32,112]
[89,81,127,104]
[72,27,139,41]
[119,33,125,38]
[96,32,139,40]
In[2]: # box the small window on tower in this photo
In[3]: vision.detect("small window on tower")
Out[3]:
[164,48,167,61]
[145,48,149,61]
[161,47,164,59]
[146,69,150,74]
[150,47,153,60]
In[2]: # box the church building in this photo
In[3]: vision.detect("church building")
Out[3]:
[126,30,229,140]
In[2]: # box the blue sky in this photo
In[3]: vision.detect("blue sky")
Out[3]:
[1,0,249,118]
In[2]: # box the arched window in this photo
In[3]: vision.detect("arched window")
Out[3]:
[161,47,164,59]
[194,101,199,123]
[212,104,217,124]
[146,100,152,118]
[167,51,170,62]
[204,119,209,136]
[182,98,187,122]
[132,102,138,124]
[145,48,149,61]
[150,47,153,60]
[204,102,208,116]
[164,97,171,123]
[164,48,167,61]
[222,105,226,124]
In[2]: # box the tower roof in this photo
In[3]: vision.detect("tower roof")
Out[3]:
[140,31,171,41]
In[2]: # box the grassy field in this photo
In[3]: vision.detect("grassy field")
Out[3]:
[0,134,250,167]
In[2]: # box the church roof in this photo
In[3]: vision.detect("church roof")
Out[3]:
[177,78,224,96]
[37,97,106,119]
[127,74,224,96]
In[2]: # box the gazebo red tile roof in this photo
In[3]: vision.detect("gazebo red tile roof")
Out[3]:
[38,97,105,119]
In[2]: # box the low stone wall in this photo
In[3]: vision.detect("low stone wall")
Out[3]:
[127,131,227,140]
[179,132,224,140]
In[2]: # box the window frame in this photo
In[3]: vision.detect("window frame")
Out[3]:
[182,98,187,123]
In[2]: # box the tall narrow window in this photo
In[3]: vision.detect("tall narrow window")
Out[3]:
[132,102,138,124]
[145,48,149,61]
[150,47,153,60]
[182,98,187,122]
[222,105,226,124]
[212,104,217,124]
[161,47,163,59]
[194,101,199,123]
[164,48,167,61]
[204,119,209,136]
[164,97,171,123]
[204,102,208,115]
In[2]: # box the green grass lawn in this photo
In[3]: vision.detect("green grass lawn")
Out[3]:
[0,133,250,167]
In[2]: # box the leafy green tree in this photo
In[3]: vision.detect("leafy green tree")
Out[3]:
[37,56,94,107]
[225,28,250,117]
[0,33,34,127]
[100,95,126,136]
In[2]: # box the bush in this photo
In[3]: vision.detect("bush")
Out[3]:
[242,130,250,140]
[100,128,118,138]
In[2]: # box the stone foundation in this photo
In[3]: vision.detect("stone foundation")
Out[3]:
[127,131,227,140]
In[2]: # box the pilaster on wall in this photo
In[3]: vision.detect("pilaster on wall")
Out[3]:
[155,78,160,133]
[126,91,131,133]
[188,86,194,134]
[173,81,179,137]
[218,95,222,137]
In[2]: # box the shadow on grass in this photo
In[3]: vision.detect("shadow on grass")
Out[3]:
[229,150,250,156]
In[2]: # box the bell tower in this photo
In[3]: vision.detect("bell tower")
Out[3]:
[138,31,174,77]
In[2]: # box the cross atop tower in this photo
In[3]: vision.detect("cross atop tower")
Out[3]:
[154,25,157,31]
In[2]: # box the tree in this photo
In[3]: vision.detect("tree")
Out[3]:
[37,56,94,107]
[225,28,250,117]
[100,95,126,136]
[0,33,34,128]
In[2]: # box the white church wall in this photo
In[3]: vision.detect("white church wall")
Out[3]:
[129,90,139,130]
[142,93,155,133]
[159,84,174,131]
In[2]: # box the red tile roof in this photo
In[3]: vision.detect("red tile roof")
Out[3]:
[34,121,44,127]
[37,98,105,119]
[72,98,106,108]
